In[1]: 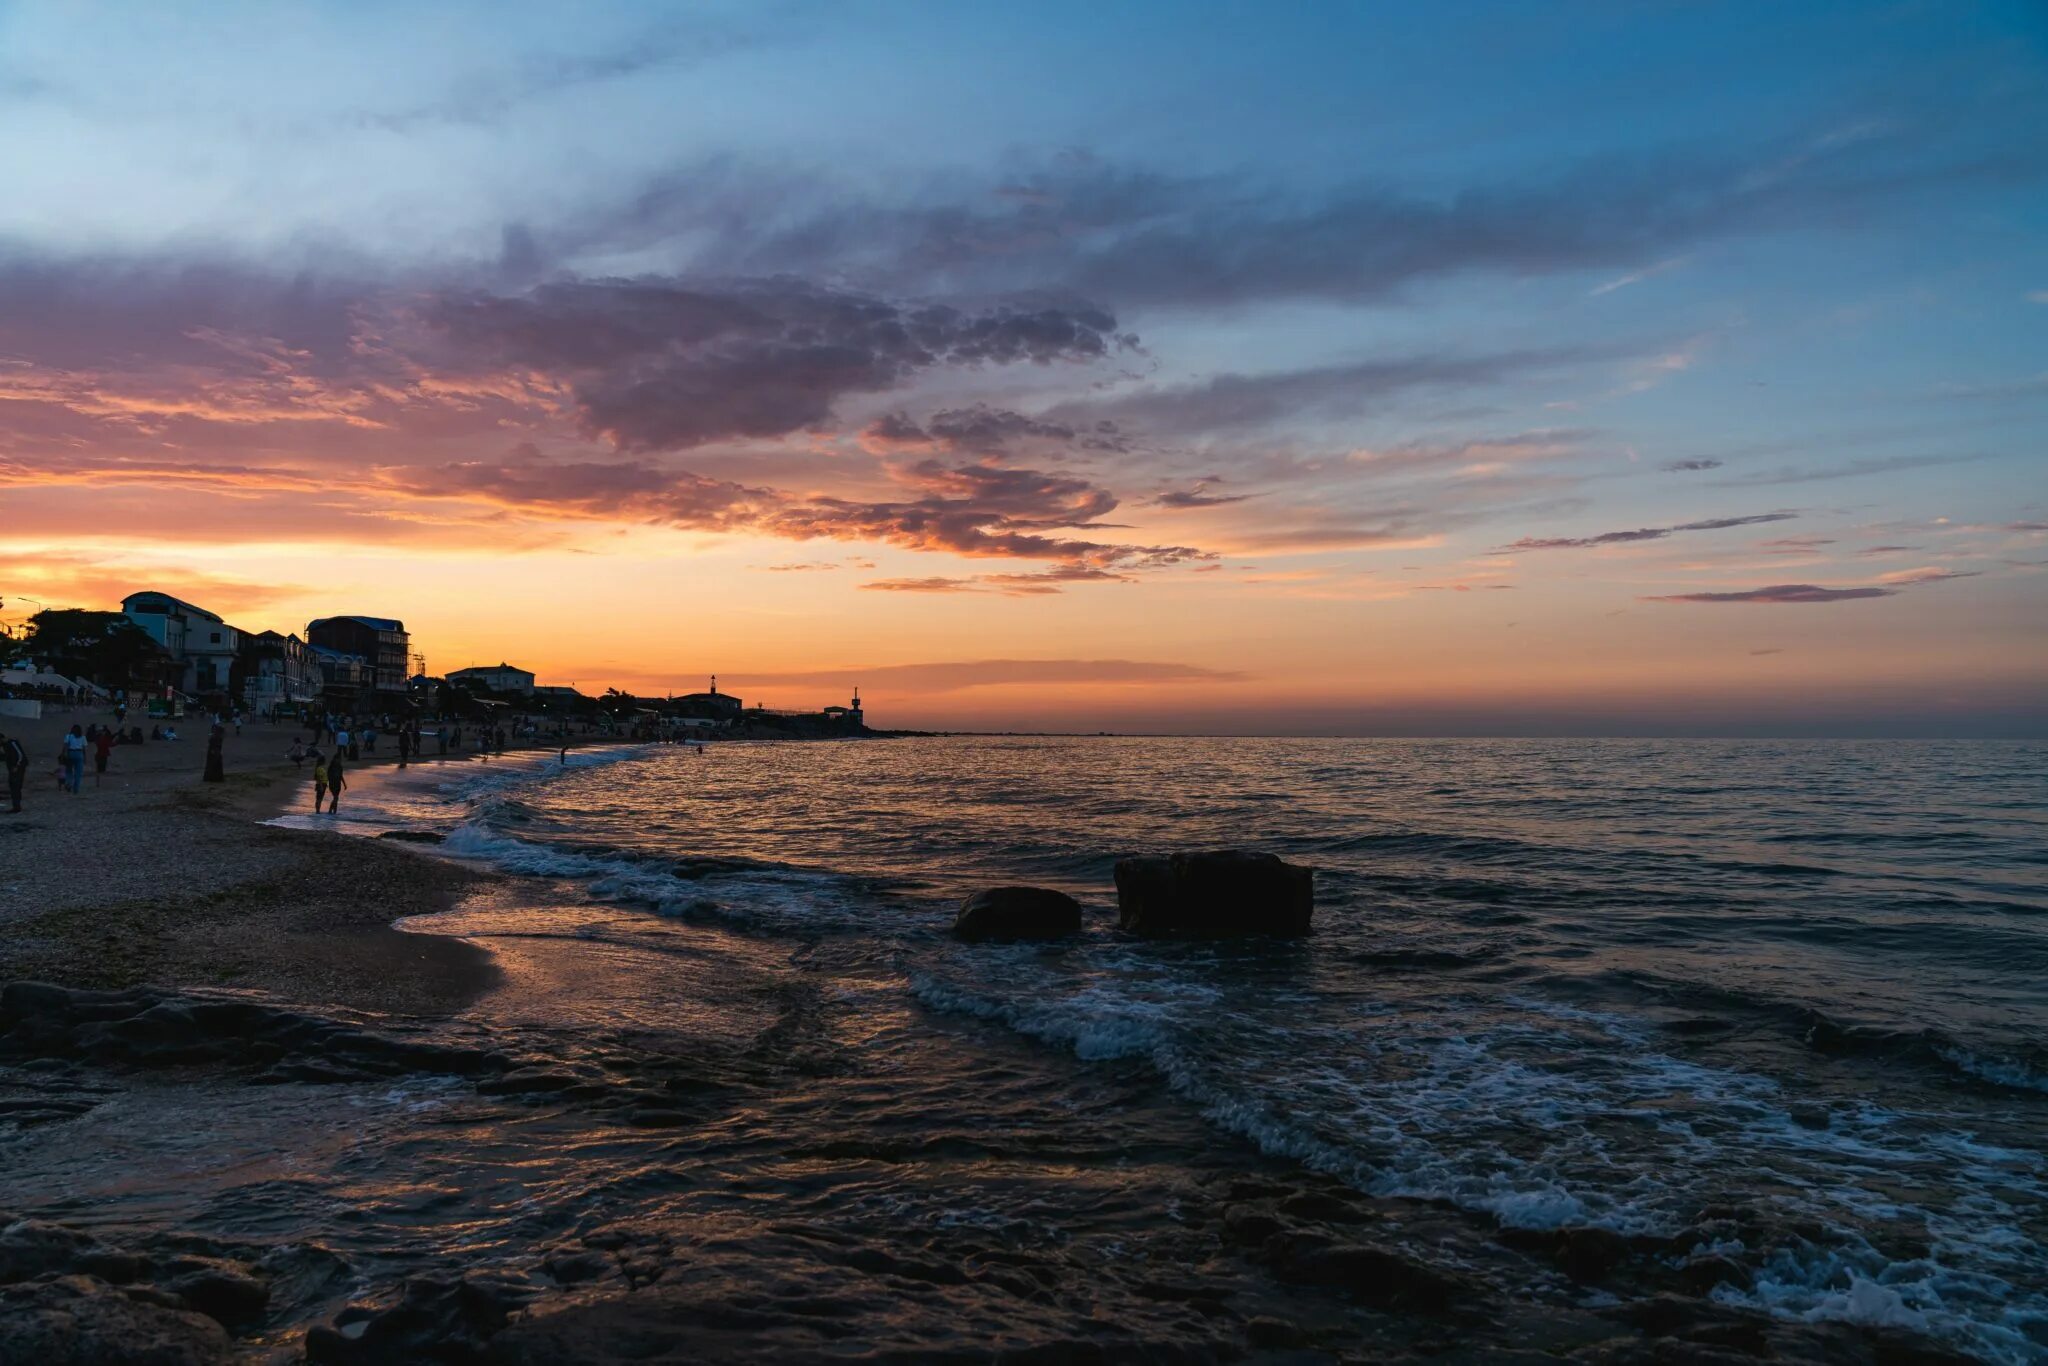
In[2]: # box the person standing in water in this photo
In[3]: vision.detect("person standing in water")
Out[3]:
[310,749,328,812]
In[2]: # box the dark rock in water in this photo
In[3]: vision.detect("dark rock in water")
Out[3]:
[0,1274,233,1366]
[375,829,446,844]
[0,1218,103,1284]
[162,1261,269,1327]
[1113,851,1313,938]
[304,1271,542,1365]
[953,887,1084,942]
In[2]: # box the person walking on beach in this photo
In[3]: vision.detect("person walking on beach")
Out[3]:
[61,725,86,794]
[92,727,115,783]
[310,749,328,811]
[397,727,411,768]
[1,730,26,813]
[324,749,347,813]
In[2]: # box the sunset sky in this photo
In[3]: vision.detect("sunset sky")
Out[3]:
[2,1,2043,734]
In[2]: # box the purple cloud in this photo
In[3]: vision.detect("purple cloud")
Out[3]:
[1646,584,1896,604]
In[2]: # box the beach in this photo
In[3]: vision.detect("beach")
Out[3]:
[0,711,578,1014]
[1,731,2040,1363]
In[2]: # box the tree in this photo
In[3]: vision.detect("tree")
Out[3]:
[15,610,174,690]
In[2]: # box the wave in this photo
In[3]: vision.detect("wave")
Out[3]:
[437,824,903,937]
[1598,971,2048,1097]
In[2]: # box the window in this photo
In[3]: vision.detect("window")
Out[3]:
[210,632,221,643]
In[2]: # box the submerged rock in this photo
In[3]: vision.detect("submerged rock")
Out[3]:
[953,887,1084,942]
[375,830,446,844]
[1113,851,1314,938]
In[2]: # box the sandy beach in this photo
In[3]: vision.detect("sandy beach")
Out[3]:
[0,708,588,1016]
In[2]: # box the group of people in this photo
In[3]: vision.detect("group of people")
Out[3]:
[0,720,188,812]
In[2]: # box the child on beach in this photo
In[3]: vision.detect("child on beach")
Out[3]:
[288,739,306,768]
[311,751,328,811]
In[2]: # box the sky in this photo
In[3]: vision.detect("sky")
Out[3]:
[1,0,2044,735]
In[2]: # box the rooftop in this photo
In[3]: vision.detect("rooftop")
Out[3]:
[307,615,404,633]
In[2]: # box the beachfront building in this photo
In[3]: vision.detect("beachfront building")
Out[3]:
[240,630,320,713]
[306,615,410,695]
[448,662,536,695]
[531,684,587,704]
[122,591,242,698]
[309,644,370,694]
[674,677,744,725]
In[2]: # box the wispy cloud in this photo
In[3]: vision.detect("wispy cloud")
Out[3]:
[1713,453,1982,486]
[1497,512,1796,553]
[730,659,1247,693]
[1646,583,1895,604]
[1589,256,1690,296]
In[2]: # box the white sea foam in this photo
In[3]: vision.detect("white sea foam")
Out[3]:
[910,956,2048,1361]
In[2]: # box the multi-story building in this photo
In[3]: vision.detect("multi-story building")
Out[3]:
[309,644,371,694]
[306,615,410,695]
[447,662,536,695]
[122,591,241,697]
[240,631,320,712]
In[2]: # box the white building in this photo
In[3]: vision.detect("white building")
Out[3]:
[122,591,241,697]
[448,662,537,695]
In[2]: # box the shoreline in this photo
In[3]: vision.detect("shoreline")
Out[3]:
[0,712,635,1018]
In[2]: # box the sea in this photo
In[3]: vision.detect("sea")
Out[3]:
[4,736,2045,1360]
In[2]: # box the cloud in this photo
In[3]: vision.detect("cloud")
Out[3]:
[427,277,1129,451]
[1645,583,1896,604]
[862,405,1128,456]
[558,99,2048,317]
[384,449,1206,569]
[1053,346,1600,436]
[729,658,1246,693]
[1873,566,1981,585]
[1150,478,1253,509]
[760,561,838,572]
[1497,512,1796,553]
[2028,290,2048,305]
[0,551,315,622]
[1712,452,1982,486]
[860,577,980,594]
[1662,458,1723,472]
[1414,583,1516,592]
[1855,544,1918,555]
[860,564,1133,596]
[1589,256,1690,296]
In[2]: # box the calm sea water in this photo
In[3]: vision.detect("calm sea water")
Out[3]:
[8,736,2046,1359]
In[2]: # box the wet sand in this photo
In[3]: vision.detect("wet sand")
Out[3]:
[0,709,611,1016]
